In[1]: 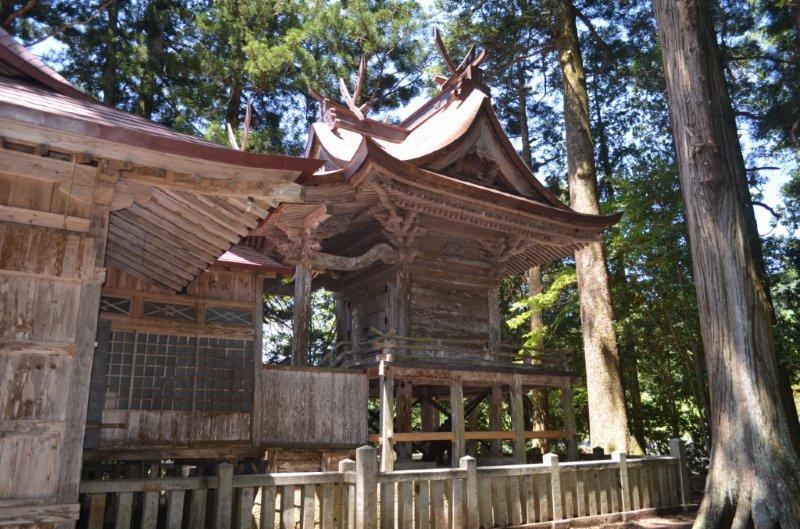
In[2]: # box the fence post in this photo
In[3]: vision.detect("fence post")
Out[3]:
[543,453,562,521]
[339,459,356,529]
[459,456,478,529]
[355,446,378,529]
[215,462,233,529]
[669,438,689,509]
[612,451,630,517]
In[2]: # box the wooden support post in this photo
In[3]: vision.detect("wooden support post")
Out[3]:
[670,438,689,508]
[291,262,312,365]
[489,385,503,457]
[510,376,526,464]
[488,283,502,348]
[339,459,356,529]
[450,377,465,467]
[544,453,562,521]
[612,451,630,516]
[460,456,479,529]
[560,381,579,460]
[379,361,395,471]
[355,446,378,529]
[253,279,265,447]
[56,205,109,507]
[396,380,413,461]
[422,399,438,432]
[215,462,234,529]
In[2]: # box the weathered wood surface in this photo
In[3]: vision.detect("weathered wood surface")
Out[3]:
[98,410,252,445]
[0,167,104,525]
[260,366,368,448]
[76,450,686,529]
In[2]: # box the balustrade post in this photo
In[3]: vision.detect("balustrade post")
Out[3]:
[669,438,689,509]
[215,462,233,529]
[355,446,378,529]
[612,451,630,516]
[543,453,562,521]
[459,456,478,529]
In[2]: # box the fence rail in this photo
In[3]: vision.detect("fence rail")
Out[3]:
[79,440,689,529]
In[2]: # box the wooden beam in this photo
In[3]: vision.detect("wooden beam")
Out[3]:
[0,204,89,233]
[115,207,220,260]
[0,148,95,186]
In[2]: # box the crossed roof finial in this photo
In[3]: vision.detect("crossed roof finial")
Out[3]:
[432,28,486,87]
[338,54,371,121]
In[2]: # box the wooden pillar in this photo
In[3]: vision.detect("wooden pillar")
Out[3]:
[291,262,312,365]
[395,380,412,461]
[489,384,504,457]
[466,401,480,457]
[56,204,109,511]
[450,377,465,467]
[253,279,265,446]
[560,380,579,460]
[488,282,502,349]
[510,376,527,464]
[422,398,438,432]
[379,361,395,471]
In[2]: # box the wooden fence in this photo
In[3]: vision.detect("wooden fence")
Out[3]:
[78,440,689,529]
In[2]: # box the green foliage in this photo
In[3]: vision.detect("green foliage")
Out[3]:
[507,269,576,350]
[262,288,337,366]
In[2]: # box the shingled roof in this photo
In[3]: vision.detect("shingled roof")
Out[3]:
[0,29,322,289]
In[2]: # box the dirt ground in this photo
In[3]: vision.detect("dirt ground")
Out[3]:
[591,510,697,529]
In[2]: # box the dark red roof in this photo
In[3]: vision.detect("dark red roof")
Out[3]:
[0,28,322,177]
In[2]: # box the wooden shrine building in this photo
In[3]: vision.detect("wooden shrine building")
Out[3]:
[247,44,621,471]
[0,30,622,527]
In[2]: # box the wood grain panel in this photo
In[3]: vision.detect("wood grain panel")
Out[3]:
[260,367,368,448]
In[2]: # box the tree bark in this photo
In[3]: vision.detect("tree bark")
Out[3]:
[651,0,800,526]
[516,62,533,169]
[553,0,637,454]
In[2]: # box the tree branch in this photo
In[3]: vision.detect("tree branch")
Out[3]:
[752,200,781,219]
[3,0,37,29]
[25,0,116,46]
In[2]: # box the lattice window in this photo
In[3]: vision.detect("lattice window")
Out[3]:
[103,332,252,413]
[100,296,132,315]
[105,331,136,410]
[129,333,197,411]
[206,307,254,325]
[195,338,254,412]
[142,301,197,321]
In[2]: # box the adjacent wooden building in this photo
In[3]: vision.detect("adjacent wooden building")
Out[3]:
[0,31,622,527]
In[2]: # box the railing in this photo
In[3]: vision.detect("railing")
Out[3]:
[79,439,689,529]
[330,329,574,370]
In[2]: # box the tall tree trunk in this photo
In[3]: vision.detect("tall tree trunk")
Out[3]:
[516,63,533,169]
[553,0,639,454]
[526,267,550,452]
[138,0,166,119]
[517,61,550,451]
[100,0,119,107]
[651,0,800,526]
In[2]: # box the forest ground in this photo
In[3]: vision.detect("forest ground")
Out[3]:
[587,509,697,529]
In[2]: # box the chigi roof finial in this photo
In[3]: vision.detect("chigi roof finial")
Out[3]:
[432,28,486,88]
[338,54,371,121]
